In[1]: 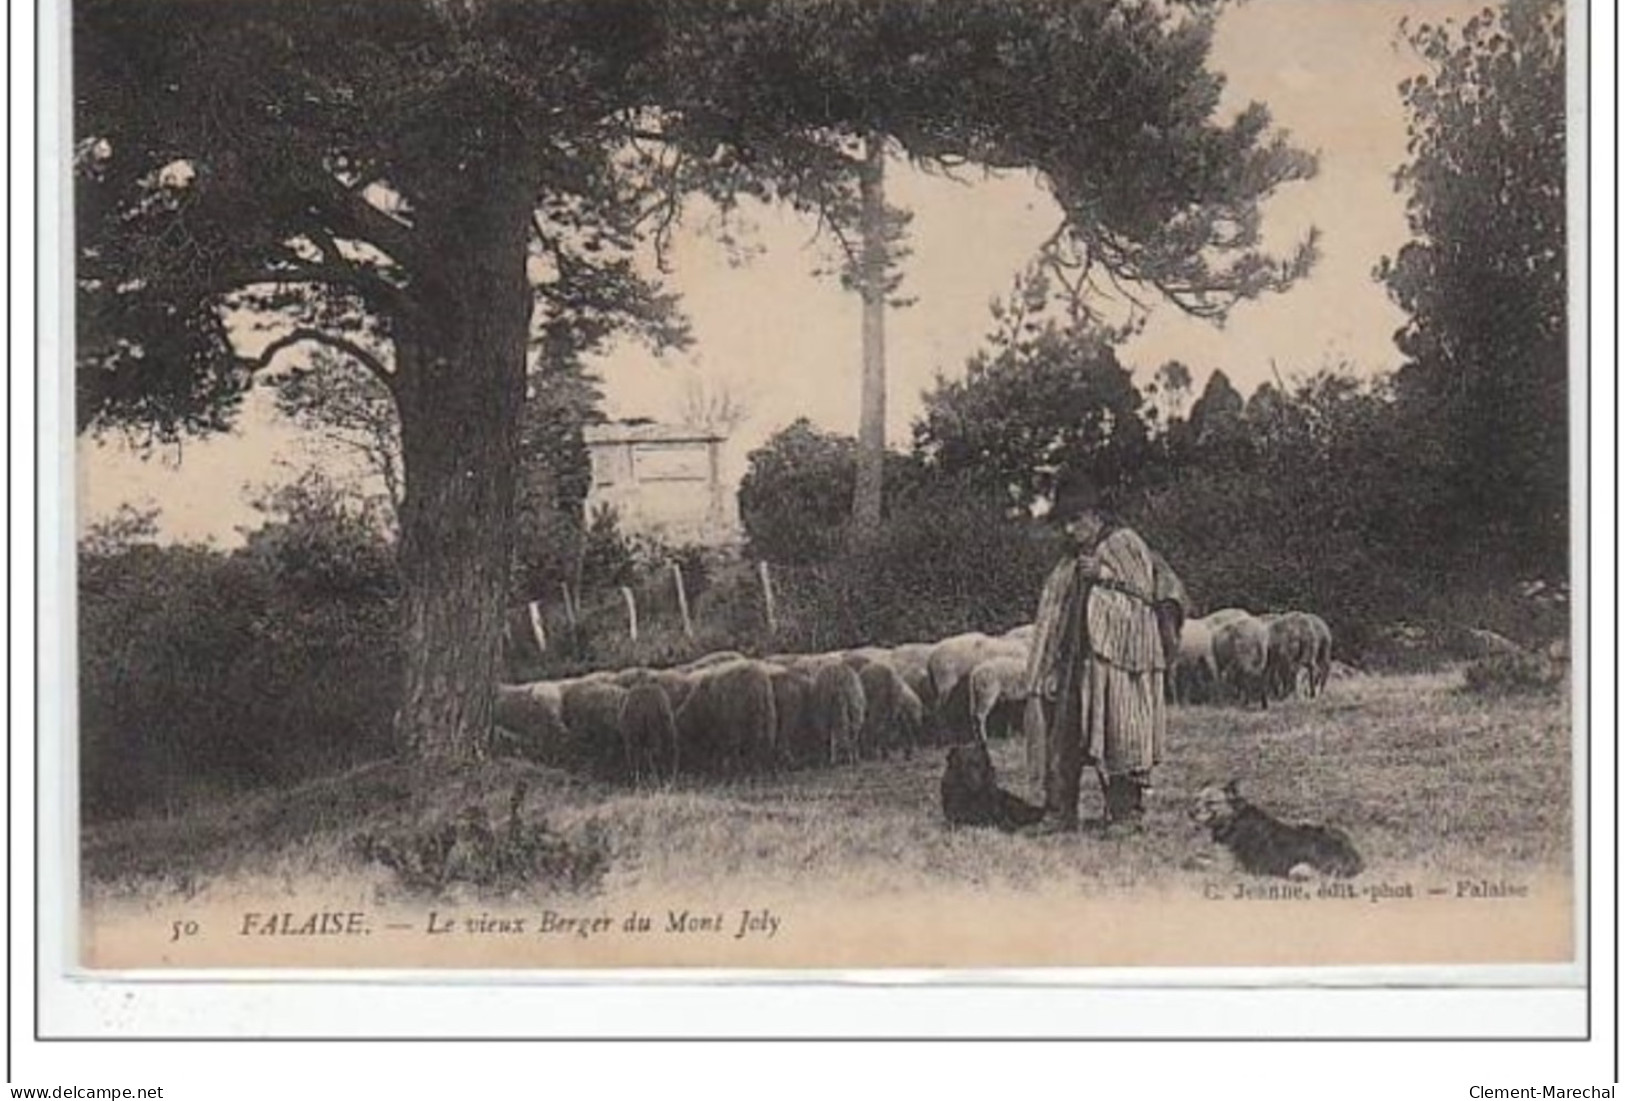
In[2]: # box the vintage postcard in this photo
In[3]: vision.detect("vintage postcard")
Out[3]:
[61,0,1582,980]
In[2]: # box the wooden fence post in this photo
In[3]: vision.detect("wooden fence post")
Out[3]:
[758,560,778,635]
[501,620,517,676]
[560,582,578,632]
[621,585,639,642]
[526,600,548,655]
[672,562,694,640]
[557,582,581,652]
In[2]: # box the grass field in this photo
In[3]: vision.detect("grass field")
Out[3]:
[81,669,1573,912]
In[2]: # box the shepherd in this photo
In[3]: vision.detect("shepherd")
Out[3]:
[1023,470,1172,836]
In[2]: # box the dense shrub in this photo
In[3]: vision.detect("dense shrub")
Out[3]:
[737,419,929,565]
[354,791,612,900]
[737,419,857,564]
[1461,651,1561,697]
[79,486,400,822]
[769,485,1059,651]
[508,547,765,681]
[1133,456,1570,668]
[1117,368,1573,664]
[508,498,588,609]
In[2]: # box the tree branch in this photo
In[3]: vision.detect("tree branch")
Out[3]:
[246,328,395,394]
[300,221,346,266]
[622,145,692,272]
[226,260,405,307]
[532,214,573,281]
[299,169,421,269]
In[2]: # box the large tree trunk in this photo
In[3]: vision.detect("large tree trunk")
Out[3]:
[392,170,534,762]
[851,134,888,534]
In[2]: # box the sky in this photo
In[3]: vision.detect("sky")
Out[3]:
[77,0,1489,545]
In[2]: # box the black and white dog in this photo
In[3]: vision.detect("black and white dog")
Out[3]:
[1191,780,1364,879]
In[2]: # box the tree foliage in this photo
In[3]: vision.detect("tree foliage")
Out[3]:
[738,419,861,565]
[506,356,609,598]
[737,418,928,564]
[1172,367,1248,471]
[76,0,1321,440]
[267,350,407,514]
[651,0,1320,319]
[1145,359,1195,433]
[1133,365,1458,650]
[1377,0,1567,575]
[913,274,1152,511]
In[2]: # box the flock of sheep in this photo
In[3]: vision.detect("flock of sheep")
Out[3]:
[492,608,1334,787]
[1175,608,1334,708]
[494,627,1022,784]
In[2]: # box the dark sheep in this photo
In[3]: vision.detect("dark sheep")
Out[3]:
[1303,613,1333,696]
[652,668,697,713]
[674,660,776,779]
[858,660,921,760]
[620,681,678,785]
[811,661,866,766]
[898,682,925,749]
[939,742,1045,830]
[560,680,631,780]
[492,681,567,761]
[769,665,819,769]
[1153,601,1186,675]
[1264,612,1319,700]
[723,660,781,776]
[1213,614,1271,709]
[672,670,728,778]
[1147,548,1192,668]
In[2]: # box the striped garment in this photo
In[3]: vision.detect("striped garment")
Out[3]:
[1024,526,1168,783]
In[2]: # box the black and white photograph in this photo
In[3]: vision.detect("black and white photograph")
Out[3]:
[60,0,1582,976]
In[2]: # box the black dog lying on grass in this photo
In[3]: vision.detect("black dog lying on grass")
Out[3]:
[941,742,1045,831]
[1191,780,1364,879]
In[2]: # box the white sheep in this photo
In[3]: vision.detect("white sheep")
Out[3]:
[967,656,1030,742]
